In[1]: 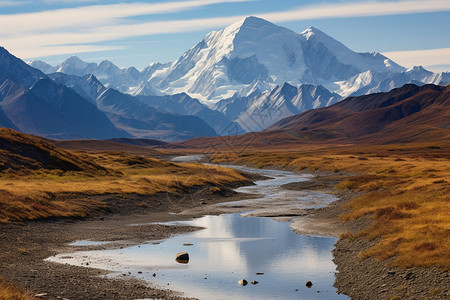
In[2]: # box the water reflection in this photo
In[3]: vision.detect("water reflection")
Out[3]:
[48,213,348,299]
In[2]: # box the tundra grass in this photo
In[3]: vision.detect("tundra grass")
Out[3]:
[0,153,246,223]
[0,279,36,300]
[208,142,450,268]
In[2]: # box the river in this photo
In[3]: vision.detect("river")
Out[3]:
[46,157,348,300]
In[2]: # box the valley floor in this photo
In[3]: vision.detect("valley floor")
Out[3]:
[1,168,448,299]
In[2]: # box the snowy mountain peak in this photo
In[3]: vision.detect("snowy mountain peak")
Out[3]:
[300,26,326,40]
[407,66,430,73]
[98,60,118,69]
[237,16,282,32]
[148,16,410,102]
[61,55,89,70]
[29,60,57,74]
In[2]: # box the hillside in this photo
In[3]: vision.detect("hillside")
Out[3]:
[0,129,250,223]
[0,128,105,174]
[269,84,450,143]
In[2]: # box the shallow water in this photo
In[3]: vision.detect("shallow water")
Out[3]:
[68,240,111,247]
[47,161,348,299]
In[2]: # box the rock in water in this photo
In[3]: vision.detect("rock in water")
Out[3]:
[238,279,248,286]
[306,280,313,288]
[175,252,189,264]
[251,280,259,285]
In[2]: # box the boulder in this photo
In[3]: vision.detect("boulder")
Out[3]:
[175,252,189,264]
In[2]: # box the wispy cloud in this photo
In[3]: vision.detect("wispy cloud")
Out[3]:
[2,0,450,59]
[0,0,29,7]
[383,48,450,70]
[0,0,253,37]
[40,0,99,4]
[260,0,450,22]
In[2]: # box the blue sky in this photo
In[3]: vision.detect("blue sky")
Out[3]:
[1,0,449,72]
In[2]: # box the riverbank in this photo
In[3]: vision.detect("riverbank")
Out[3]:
[282,172,450,300]
[0,183,261,300]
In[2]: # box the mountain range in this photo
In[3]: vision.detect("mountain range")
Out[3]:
[0,16,448,141]
[29,17,450,137]
[0,47,216,140]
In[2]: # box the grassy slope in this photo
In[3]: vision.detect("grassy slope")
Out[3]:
[207,142,450,268]
[0,130,247,223]
[0,128,106,174]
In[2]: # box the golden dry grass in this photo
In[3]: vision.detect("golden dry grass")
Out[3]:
[207,142,450,268]
[0,279,36,300]
[0,152,246,223]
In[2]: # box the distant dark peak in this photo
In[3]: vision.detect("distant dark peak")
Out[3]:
[0,46,9,54]
[408,66,431,73]
[125,67,140,77]
[299,83,317,89]
[280,82,296,91]
[32,77,54,88]
[98,60,119,69]
[85,74,102,85]
[0,47,15,59]
[127,66,139,72]
[176,92,190,98]
[99,60,112,65]
[66,55,82,61]
[103,87,122,96]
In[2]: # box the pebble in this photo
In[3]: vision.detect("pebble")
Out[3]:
[35,293,48,298]
[238,279,248,286]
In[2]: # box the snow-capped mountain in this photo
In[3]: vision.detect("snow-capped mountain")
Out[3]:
[149,16,405,102]
[333,66,450,97]
[30,56,168,96]
[233,83,340,132]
